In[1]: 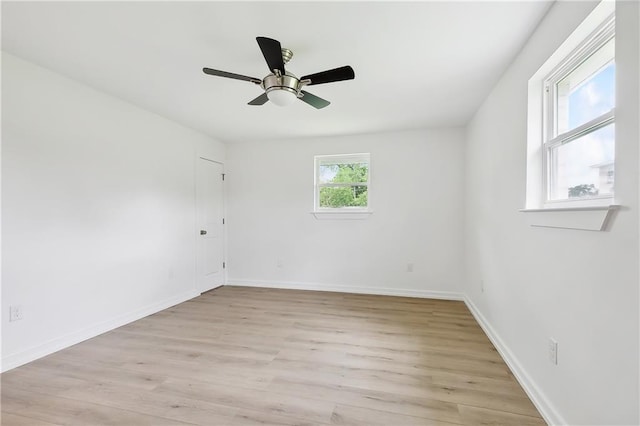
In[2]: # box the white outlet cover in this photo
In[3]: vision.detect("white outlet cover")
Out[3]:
[548,338,558,365]
[9,305,23,322]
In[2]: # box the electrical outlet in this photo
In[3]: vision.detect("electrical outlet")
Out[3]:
[480,280,484,293]
[9,305,23,322]
[548,338,558,365]
[406,263,414,272]
[276,258,283,268]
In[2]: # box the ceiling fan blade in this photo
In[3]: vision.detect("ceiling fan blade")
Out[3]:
[203,68,261,84]
[248,93,269,106]
[299,90,331,109]
[256,36,285,75]
[301,66,355,85]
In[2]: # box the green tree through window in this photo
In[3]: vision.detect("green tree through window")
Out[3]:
[568,183,599,198]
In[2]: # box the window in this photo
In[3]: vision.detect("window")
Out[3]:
[522,1,618,230]
[314,153,370,212]
[542,15,615,204]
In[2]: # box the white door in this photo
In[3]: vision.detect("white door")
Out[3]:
[196,157,224,292]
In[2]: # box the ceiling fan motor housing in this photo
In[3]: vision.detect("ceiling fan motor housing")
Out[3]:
[262,72,303,97]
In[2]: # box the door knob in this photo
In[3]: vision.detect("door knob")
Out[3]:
[200,230,207,235]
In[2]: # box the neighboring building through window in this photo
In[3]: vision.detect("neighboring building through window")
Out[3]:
[314,153,370,211]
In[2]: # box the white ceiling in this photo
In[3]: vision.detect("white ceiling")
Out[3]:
[2,1,552,143]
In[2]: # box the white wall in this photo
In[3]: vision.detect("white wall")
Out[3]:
[1,52,225,371]
[464,1,639,425]
[3,3,638,422]
[225,129,466,298]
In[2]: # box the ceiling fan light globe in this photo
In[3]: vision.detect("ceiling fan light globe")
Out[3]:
[266,88,297,107]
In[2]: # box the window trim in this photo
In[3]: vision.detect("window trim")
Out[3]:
[313,153,372,215]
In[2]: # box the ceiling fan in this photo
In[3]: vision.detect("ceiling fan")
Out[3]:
[203,36,355,109]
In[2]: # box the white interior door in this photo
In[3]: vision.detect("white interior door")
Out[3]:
[196,157,224,292]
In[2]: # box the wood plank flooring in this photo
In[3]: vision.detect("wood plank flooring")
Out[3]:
[1,286,546,425]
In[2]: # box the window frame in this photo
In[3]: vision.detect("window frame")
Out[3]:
[541,15,615,207]
[313,153,371,213]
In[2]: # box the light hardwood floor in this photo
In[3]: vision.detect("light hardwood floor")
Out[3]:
[1,286,546,425]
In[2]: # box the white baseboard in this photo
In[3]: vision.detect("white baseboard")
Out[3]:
[464,296,564,426]
[226,279,464,301]
[1,289,200,373]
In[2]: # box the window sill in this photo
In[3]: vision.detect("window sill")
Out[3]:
[519,205,619,231]
[311,211,373,220]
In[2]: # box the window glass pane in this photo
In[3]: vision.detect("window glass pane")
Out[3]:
[555,37,615,135]
[318,162,369,184]
[549,123,615,200]
[319,186,368,208]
